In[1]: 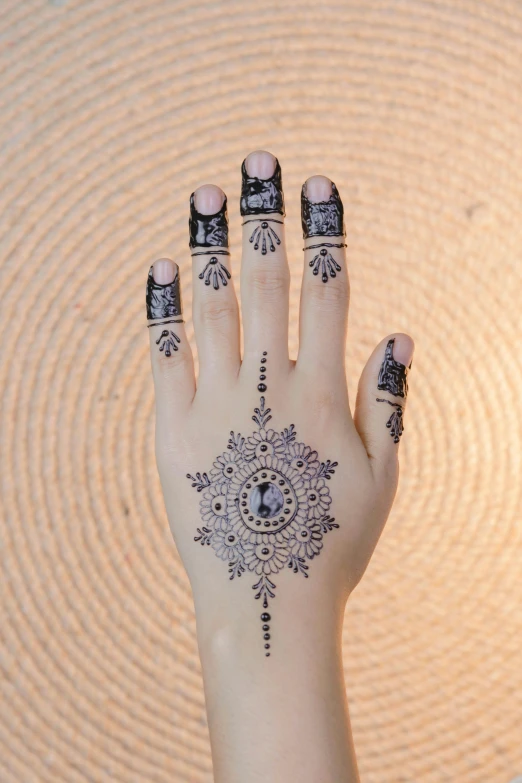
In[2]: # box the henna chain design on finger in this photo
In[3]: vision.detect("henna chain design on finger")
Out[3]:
[189,191,232,290]
[240,156,285,256]
[301,180,346,283]
[188,351,340,658]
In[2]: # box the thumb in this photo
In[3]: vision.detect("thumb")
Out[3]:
[354,333,415,486]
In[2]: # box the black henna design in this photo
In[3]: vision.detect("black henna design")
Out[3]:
[301,180,345,238]
[188,351,339,657]
[377,339,409,398]
[189,191,229,249]
[309,247,342,283]
[191,249,230,257]
[245,219,282,255]
[240,157,286,216]
[146,266,182,320]
[155,329,181,357]
[376,398,404,443]
[146,317,184,329]
[301,180,346,283]
[198,256,231,290]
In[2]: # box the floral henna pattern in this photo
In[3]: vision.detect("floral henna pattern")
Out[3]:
[188,353,339,657]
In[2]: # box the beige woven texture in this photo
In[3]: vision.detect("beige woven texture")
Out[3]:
[1,1,521,781]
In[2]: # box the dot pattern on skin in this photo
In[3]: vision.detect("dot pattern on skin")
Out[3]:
[188,352,340,656]
[301,180,347,283]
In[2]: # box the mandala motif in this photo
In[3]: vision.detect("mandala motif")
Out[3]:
[188,352,339,657]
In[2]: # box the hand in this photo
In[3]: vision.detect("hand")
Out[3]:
[146,149,414,782]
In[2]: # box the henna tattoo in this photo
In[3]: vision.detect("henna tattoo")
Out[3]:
[156,329,181,357]
[191,249,230,257]
[240,157,286,216]
[243,219,282,255]
[188,192,229,248]
[377,339,409,398]
[146,266,182,320]
[309,247,342,283]
[303,241,347,251]
[189,193,231,288]
[301,180,345,238]
[188,351,339,657]
[198,256,231,290]
[147,318,184,328]
[301,180,346,283]
[376,399,404,443]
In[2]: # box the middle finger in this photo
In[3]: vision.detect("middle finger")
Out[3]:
[240,150,290,370]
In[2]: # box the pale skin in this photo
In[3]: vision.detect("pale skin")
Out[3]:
[147,150,414,783]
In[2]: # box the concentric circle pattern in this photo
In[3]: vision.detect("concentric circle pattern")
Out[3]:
[1,1,521,781]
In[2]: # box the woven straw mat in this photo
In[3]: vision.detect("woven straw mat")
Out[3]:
[1,2,521,781]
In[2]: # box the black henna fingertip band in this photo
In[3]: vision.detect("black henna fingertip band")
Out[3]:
[240,157,286,216]
[146,266,183,320]
[301,180,346,238]
[188,191,229,249]
[377,339,409,398]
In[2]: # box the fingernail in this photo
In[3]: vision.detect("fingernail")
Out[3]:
[306,175,332,203]
[392,334,415,368]
[147,260,182,320]
[245,150,276,179]
[153,258,176,284]
[194,184,224,215]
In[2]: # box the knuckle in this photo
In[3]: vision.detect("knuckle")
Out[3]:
[308,278,349,312]
[154,344,192,377]
[198,299,237,329]
[249,265,289,300]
